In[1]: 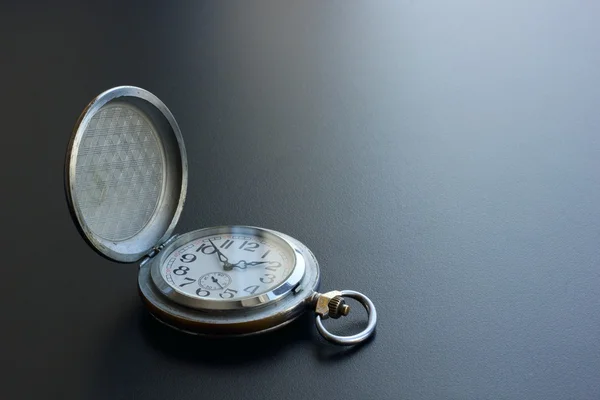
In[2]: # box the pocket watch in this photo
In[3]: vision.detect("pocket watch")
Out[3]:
[64,86,376,345]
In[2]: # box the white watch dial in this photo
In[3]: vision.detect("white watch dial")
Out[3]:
[160,231,295,301]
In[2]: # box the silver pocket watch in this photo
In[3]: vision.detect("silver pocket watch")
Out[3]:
[64,86,376,345]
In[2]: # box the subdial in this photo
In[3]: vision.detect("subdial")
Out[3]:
[198,272,232,291]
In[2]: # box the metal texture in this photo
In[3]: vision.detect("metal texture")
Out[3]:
[328,296,350,319]
[314,290,343,318]
[138,229,321,336]
[139,234,180,269]
[149,226,306,310]
[65,86,187,263]
[315,290,377,346]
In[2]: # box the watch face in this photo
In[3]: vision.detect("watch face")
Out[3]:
[154,227,302,309]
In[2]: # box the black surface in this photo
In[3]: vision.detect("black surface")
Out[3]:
[2,1,600,399]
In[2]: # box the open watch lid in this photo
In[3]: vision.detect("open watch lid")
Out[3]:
[65,86,188,263]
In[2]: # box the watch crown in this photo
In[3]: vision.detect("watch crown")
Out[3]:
[328,296,350,319]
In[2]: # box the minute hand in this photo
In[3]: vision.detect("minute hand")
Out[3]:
[231,260,280,269]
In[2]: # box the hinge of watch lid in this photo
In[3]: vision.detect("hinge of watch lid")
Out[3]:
[139,235,179,269]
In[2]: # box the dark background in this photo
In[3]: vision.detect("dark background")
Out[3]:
[2,1,599,399]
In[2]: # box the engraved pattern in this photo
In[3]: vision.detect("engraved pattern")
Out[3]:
[74,104,164,241]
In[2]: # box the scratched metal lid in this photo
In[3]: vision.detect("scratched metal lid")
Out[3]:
[65,86,188,263]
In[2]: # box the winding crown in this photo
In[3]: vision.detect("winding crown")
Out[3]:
[328,296,350,319]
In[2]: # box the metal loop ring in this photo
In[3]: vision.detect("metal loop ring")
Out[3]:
[315,290,377,346]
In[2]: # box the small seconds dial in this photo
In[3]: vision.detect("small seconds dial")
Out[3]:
[199,272,232,291]
[160,231,295,302]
